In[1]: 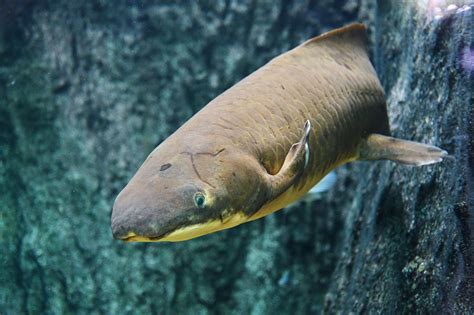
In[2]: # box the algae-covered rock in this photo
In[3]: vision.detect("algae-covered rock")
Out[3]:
[324,2,473,313]
[0,1,471,314]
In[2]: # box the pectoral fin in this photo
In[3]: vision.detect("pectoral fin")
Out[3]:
[358,134,448,166]
[266,120,311,198]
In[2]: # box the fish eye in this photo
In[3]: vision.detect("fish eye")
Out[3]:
[194,192,206,208]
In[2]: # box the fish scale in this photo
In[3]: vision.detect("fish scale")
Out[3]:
[112,24,447,242]
[185,25,390,209]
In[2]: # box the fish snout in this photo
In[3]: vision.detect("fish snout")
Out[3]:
[111,195,182,241]
[111,209,157,241]
[111,182,201,241]
[110,194,161,241]
[111,215,130,240]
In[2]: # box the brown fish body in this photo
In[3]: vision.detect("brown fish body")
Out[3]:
[111,24,446,242]
[167,24,387,218]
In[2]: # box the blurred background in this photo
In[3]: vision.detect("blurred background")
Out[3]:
[0,0,472,314]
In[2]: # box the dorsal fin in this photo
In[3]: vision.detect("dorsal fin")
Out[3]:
[300,23,367,50]
[264,23,369,69]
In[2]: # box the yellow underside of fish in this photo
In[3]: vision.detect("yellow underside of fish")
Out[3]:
[250,156,356,221]
[124,212,249,242]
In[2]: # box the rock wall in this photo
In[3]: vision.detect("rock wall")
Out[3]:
[0,1,471,314]
[325,2,473,313]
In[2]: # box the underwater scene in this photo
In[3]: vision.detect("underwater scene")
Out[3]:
[1,0,473,314]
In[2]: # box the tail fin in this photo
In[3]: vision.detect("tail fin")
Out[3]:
[358,134,448,166]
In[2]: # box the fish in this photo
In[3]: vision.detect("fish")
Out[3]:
[111,23,448,242]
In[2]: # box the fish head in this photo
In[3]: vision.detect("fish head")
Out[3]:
[111,144,268,242]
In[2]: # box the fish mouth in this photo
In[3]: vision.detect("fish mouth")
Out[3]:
[114,212,250,243]
[119,231,170,242]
